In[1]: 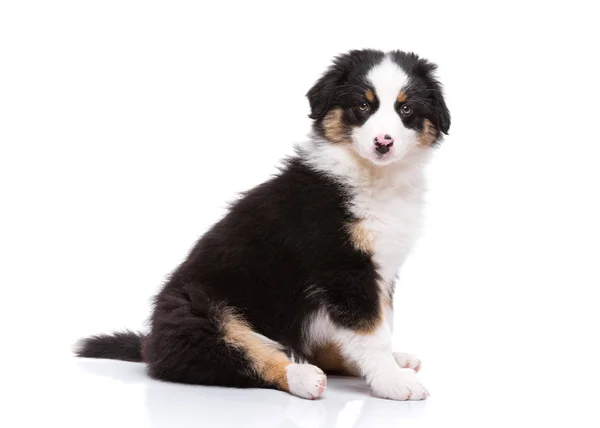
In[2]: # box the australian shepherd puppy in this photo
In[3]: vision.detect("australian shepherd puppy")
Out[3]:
[76,49,450,401]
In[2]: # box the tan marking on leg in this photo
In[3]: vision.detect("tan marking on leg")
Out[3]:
[365,89,375,103]
[222,310,291,391]
[345,219,390,336]
[310,342,361,376]
[346,219,374,254]
[397,91,407,103]
[354,290,396,335]
[419,119,438,146]
[355,311,384,335]
[322,108,351,144]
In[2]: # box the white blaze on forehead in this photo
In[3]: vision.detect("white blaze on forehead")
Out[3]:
[367,56,409,108]
[350,55,417,164]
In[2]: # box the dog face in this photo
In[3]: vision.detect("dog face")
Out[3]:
[307,50,450,165]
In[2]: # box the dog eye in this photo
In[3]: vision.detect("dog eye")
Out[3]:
[400,104,413,116]
[359,102,370,112]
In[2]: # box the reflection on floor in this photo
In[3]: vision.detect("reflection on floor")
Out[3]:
[71,359,429,428]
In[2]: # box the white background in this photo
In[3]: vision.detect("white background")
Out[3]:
[1,1,599,427]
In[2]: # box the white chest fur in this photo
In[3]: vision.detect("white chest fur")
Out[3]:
[350,179,424,285]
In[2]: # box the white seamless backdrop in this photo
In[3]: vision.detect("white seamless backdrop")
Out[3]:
[1,1,599,427]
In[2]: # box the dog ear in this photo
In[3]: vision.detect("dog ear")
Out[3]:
[413,58,451,135]
[306,55,352,120]
[431,88,451,135]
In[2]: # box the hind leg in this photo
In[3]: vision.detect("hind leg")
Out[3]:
[143,303,326,399]
[219,308,327,399]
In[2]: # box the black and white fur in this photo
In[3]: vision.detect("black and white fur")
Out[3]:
[75,49,450,401]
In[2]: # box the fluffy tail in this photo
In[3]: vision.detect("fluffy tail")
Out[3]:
[74,330,144,362]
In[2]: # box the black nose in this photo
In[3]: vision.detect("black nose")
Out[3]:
[375,145,390,154]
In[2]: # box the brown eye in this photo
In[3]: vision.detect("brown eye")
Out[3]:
[400,104,413,116]
[359,102,370,112]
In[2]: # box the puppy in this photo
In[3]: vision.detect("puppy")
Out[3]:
[75,49,450,401]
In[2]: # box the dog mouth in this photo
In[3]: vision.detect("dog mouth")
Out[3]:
[371,153,395,165]
[375,150,392,160]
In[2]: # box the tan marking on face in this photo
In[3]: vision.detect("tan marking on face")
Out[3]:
[322,108,351,144]
[310,342,361,376]
[365,89,375,103]
[419,119,438,146]
[396,91,407,103]
[347,219,374,254]
[222,309,291,391]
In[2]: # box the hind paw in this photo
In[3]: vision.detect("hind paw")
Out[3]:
[286,363,327,399]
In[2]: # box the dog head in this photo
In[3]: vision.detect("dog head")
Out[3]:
[307,50,450,166]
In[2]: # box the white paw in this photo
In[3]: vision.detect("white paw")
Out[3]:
[393,352,422,372]
[286,363,327,400]
[371,368,429,401]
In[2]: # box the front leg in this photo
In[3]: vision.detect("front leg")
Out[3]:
[316,268,427,399]
[335,322,429,400]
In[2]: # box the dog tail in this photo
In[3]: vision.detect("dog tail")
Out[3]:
[74,330,144,362]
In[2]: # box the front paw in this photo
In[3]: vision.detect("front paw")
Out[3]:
[371,368,429,401]
[393,352,422,372]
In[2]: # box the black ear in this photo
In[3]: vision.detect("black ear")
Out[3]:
[404,53,450,135]
[417,59,451,135]
[306,55,352,120]
[432,88,451,135]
